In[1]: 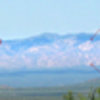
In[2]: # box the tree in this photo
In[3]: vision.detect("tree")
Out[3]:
[63,91,74,100]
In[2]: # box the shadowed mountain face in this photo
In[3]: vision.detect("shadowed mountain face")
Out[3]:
[0,33,100,87]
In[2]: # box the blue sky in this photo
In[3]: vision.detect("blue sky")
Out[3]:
[0,0,100,40]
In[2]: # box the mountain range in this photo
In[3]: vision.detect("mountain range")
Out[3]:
[0,33,100,87]
[0,33,100,71]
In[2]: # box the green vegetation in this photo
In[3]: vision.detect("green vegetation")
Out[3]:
[63,87,100,100]
[0,80,100,100]
[0,88,99,100]
[64,91,74,100]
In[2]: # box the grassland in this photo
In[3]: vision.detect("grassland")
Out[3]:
[0,78,100,100]
[0,87,97,100]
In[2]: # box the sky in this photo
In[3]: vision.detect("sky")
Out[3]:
[0,0,100,40]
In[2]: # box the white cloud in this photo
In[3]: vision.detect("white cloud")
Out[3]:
[27,47,39,53]
[0,37,100,71]
[78,41,93,51]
